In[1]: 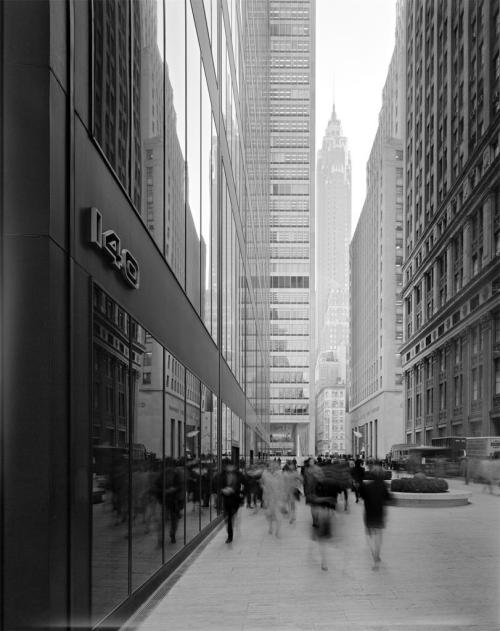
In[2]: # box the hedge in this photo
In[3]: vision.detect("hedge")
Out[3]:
[364,469,392,480]
[390,477,448,493]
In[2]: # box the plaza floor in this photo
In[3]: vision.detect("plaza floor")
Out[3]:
[122,478,500,631]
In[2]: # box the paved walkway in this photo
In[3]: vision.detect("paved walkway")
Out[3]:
[123,478,500,630]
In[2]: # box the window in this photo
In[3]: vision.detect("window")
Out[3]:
[472,368,478,400]
[471,326,479,354]
[426,387,434,414]
[439,382,446,410]
[454,375,462,406]
[495,313,500,344]
[495,358,500,395]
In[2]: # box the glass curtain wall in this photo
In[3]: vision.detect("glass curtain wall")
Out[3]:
[90,0,270,620]
[92,0,221,324]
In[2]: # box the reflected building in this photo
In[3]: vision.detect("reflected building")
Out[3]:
[269,0,316,458]
[0,1,270,629]
[348,0,405,460]
[401,0,500,446]
[315,104,351,454]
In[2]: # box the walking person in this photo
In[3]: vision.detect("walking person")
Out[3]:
[359,465,392,570]
[260,462,285,536]
[303,457,323,528]
[333,459,352,511]
[283,461,301,524]
[351,458,365,503]
[220,460,243,543]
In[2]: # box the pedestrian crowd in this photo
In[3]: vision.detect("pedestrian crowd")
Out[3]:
[220,455,393,572]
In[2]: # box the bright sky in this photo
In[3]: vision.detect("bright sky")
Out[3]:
[316,0,397,235]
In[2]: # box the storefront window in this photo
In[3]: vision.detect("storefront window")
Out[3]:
[92,289,131,625]
[163,352,185,556]
[200,384,215,527]
[91,287,228,622]
[131,332,163,591]
[185,370,201,541]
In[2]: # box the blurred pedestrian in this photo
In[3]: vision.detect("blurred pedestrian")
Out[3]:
[351,458,365,503]
[283,461,301,523]
[261,462,285,536]
[303,457,323,528]
[359,465,392,569]
[220,460,243,543]
[333,459,352,511]
[309,466,337,571]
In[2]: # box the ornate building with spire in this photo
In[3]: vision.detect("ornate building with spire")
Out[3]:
[315,104,351,454]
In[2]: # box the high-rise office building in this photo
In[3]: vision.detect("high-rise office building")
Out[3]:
[401,0,500,446]
[269,0,316,458]
[315,104,351,454]
[0,1,270,628]
[348,1,406,460]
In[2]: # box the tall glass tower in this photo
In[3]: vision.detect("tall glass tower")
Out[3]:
[269,0,316,457]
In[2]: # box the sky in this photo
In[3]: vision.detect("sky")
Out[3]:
[316,0,397,234]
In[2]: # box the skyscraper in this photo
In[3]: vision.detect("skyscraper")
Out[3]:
[348,0,406,460]
[269,0,316,457]
[315,104,351,454]
[316,105,351,338]
[401,0,500,446]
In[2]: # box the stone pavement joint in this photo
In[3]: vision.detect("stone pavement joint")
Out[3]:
[122,479,500,631]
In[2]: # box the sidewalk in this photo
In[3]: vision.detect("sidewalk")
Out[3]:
[123,479,500,631]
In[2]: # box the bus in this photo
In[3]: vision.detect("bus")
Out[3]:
[389,444,465,476]
[388,443,417,470]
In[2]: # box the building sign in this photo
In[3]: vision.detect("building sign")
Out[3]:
[89,207,140,289]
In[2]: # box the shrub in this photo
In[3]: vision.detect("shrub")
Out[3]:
[364,469,392,480]
[391,477,448,493]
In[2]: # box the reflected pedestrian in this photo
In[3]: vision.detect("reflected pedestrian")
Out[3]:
[359,465,392,570]
[154,457,183,546]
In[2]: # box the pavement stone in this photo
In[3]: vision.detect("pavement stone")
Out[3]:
[123,478,500,630]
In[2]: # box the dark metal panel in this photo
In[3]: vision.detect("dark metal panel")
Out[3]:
[3,63,51,237]
[3,0,50,67]
[3,236,70,630]
[69,268,92,629]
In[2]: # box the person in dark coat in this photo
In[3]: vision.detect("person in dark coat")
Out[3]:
[309,462,337,571]
[351,459,365,503]
[220,460,243,543]
[359,465,392,569]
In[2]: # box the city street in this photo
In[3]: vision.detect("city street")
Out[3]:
[123,479,500,631]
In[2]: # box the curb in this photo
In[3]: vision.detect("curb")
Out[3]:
[391,490,472,507]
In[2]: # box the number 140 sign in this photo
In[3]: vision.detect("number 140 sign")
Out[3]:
[89,207,140,289]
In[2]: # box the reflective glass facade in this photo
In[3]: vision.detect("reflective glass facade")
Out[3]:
[269,0,316,457]
[1,1,269,628]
